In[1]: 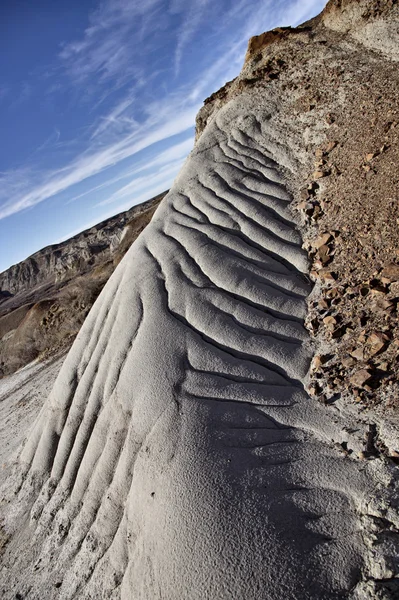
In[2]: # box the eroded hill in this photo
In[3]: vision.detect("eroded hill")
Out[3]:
[0,192,166,377]
[1,1,399,599]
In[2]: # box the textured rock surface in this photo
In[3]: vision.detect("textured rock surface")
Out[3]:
[0,95,394,600]
[1,1,399,599]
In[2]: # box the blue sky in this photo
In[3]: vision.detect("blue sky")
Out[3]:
[0,0,327,273]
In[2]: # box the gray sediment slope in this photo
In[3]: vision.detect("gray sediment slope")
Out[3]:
[1,96,393,599]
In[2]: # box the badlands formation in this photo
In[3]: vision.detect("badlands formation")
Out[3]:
[1,1,399,599]
[0,192,165,378]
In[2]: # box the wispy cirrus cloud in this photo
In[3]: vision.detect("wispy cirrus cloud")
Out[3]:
[173,0,210,76]
[90,97,137,139]
[66,137,193,205]
[0,100,196,220]
[58,0,163,92]
[96,137,193,207]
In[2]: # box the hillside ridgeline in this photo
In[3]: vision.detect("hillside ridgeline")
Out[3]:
[0,192,166,377]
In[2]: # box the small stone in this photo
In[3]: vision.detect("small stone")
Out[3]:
[312,356,323,371]
[313,169,330,179]
[318,298,329,310]
[311,205,322,220]
[373,297,394,311]
[318,245,331,265]
[314,158,326,168]
[312,232,333,249]
[308,204,318,216]
[368,343,385,357]
[382,263,399,281]
[313,259,324,271]
[312,355,330,371]
[319,270,336,282]
[370,288,386,297]
[350,348,365,361]
[342,356,356,368]
[358,451,367,460]
[390,450,399,458]
[365,152,375,162]
[323,316,337,330]
[300,188,310,201]
[325,140,338,153]
[315,148,324,159]
[297,201,312,211]
[390,281,399,295]
[366,332,387,356]
[350,369,372,388]
[326,287,339,298]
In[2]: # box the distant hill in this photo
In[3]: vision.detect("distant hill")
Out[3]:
[0,191,166,377]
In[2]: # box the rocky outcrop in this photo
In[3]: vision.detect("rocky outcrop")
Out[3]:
[1,1,399,599]
[0,192,167,298]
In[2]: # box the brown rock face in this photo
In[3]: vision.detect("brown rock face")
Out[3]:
[245,27,292,62]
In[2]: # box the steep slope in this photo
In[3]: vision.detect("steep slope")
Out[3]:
[197,0,399,443]
[1,1,398,599]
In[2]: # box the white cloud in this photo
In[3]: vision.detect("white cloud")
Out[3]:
[90,97,137,139]
[0,101,196,220]
[97,159,183,206]
[174,0,210,75]
[65,136,193,205]
[58,0,163,89]
[0,0,327,226]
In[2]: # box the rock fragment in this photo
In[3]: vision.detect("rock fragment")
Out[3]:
[350,369,372,388]
[350,347,365,362]
[366,332,387,356]
[382,263,399,281]
[312,232,333,249]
